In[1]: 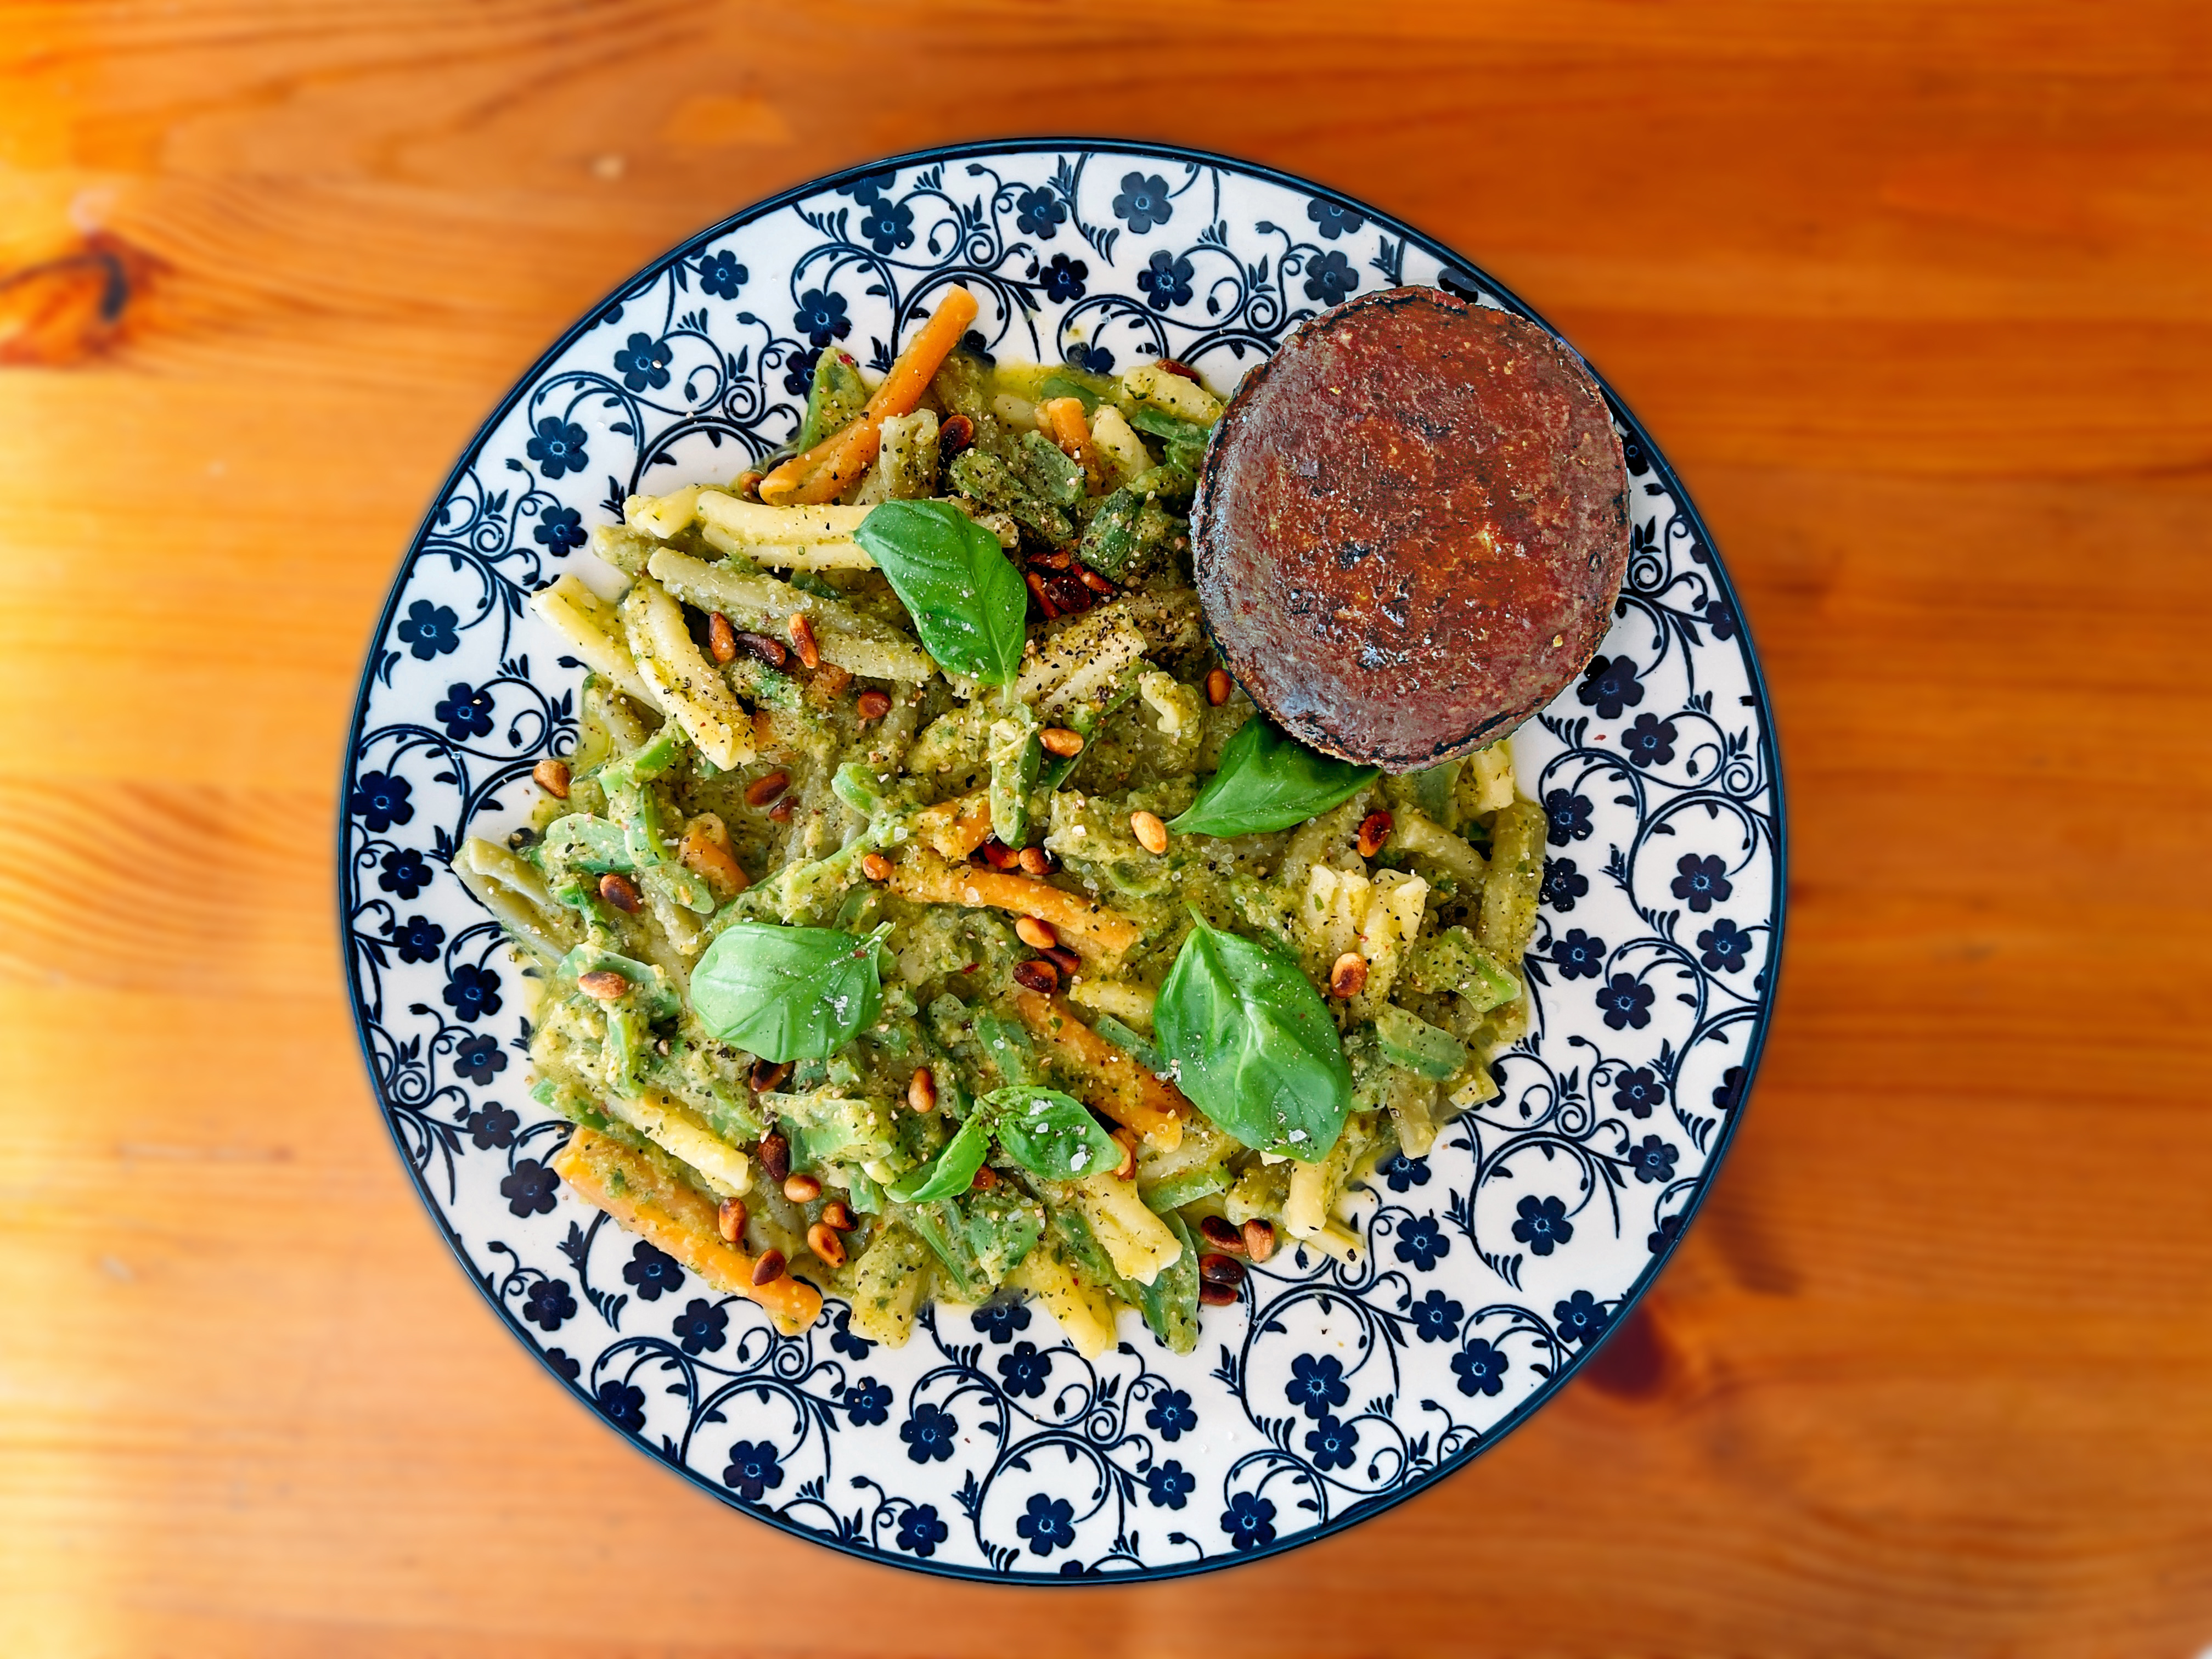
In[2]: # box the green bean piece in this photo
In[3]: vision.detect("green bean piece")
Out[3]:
[1476,798,1547,963]
[1128,1209,1200,1354]
[1014,430,1084,508]
[948,450,1074,543]
[987,700,1040,846]
[796,347,869,451]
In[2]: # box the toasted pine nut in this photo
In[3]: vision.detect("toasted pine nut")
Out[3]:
[1043,946,1082,975]
[598,871,643,914]
[1241,1218,1277,1263]
[1199,1253,1247,1287]
[751,1249,786,1286]
[908,1066,937,1114]
[1329,952,1369,998]
[860,851,893,882]
[970,1165,999,1191]
[1077,568,1116,595]
[1130,810,1168,855]
[1016,916,1059,951]
[1356,811,1393,859]
[733,628,789,669]
[1110,1126,1139,1181]
[532,757,571,798]
[786,612,820,669]
[767,796,794,823]
[751,1059,791,1094]
[1198,1215,1246,1254]
[1205,667,1231,706]
[783,1172,822,1203]
[820,1200,856,1232]
[814,660,853,695]
[1017,846,1054,876]
[744,769,790,808]
[807,1222,847,1268]
[1198,1278,1239,1307]
[1012,958,1059,994]
[707,611,738,663]
[757,1132,790,1183]
[1025,569,1060,620]
[978,839,1018,871]
[1039,727,1084,758]
[576,970,627,1000]
[939,413,975,456]
[857,688,892,721]
[717,1196,748,1243]
[733,470,764,502]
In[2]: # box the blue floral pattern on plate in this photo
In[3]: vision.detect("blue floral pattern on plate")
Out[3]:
[339,142,1784,1582]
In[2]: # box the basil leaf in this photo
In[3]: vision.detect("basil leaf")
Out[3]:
[1167,717,1380,839]
[689,921,886,1062]
[887,1112,992,1202]
[982,1086,1121,1181]
[852,498,1027,685]
[1153,914,1352,1159]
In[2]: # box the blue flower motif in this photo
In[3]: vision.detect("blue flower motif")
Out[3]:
[1622,712,1678,770]
[453,1033,508,1085]
[543,1347,581,1381]
[465,1101,517,1148]
[1673,853,1733,913]
[1628,1135,1678,1185]
[595,1379,646,1432]
[996,1340,1050,1401]
[858,195,914,254]
[443,961,502,1023]
[1698,916,1751,973]
[1303,249,1359,305]
[1037,252,1087,303]
[1550,928,1606,981]
[622,1240,683,1301]
[1451,1339,1510,1398]
[1542,857,1589,913]
[1146,1387,1197,1441]
[781,344,821,397]
[1394,1215,1450,1271]
[611,331,672,392]
[1544,787,1592,846]
[1612,1066,1664,1119]
[1144,1459,1195,1510]
[1512,1194,1573,1256]
[828,1306,874,1360]
[900,1402,959,1464]
[971,1302,1032,1345]
[835,168,897,203]
[396,599,460,660]
[1015,1492,1076,1556]
[351,770,415,833]
[377,846,432,898]
[525,417,588,480]
[521,1275,574,1329]
[1069,342,1114,375]
[1648,1212,1686,1254]
[532,503,585,552]
[793,289,850,348]
[895,1503,949,1556]
[500,1157,558,1218]
[1136,249,1194,311]
[1286,1354,1349,1420]
[1410,1287,1463,1343]
[1599,972,1654,1031]
[846,1376,892,1427]
[389,913,444,965]
[696,248,747,299]
[1222,1492,1276,1551]
[1304,1414,1358,1471]
[1111,171,1174,233]
[433,680,493,741]
[1554,1289,1612,1346]
[1702,596,1737,640]
[1577,654,1644,719]
[1014,185,1067,238]
[1713,1065,1744,1113]
[672,1297,727,1355]
[1379,1150,1431,1193]
[722,1438,784,1501]
[1306,199,1366,240]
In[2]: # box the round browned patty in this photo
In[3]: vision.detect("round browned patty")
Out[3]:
[1192,286,1630,771]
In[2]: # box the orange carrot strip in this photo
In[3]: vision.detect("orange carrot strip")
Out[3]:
[1015,989,1187,1149]
[759,285,980,505]
[886,848,1142,963]
[553,1126,823,1335]
[913,790,994,861]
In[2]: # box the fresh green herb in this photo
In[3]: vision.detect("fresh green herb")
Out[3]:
[1153,913,1352,1160]
[981,1086,1122,1181]
[689,921,890,1061]
[887,1112,992,1202]
[1167,717,1380,839]
[852,499,1027,685]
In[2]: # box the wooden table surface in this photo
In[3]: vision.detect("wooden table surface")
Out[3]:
[5,3,2210,1654]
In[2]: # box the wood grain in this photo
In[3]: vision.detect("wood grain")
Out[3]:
[4,3,2211,1654]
